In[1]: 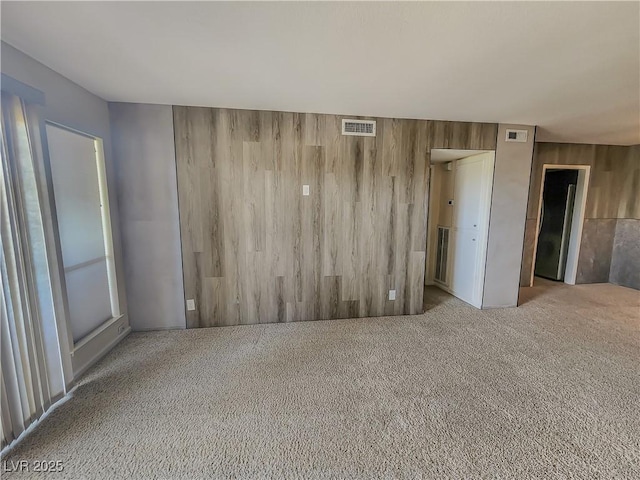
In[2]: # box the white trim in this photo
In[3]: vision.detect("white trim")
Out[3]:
[44,122,122,348]
[70,315,124,354]
[452,153,495,308]
[72,322,130,378]
[475,154,495,307]
[94,137,120,317]
[530,164,590,286]
[44,120,96,140]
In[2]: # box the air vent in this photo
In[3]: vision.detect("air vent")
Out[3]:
[342,119,376,137]
[505,129,528,143]
[435,226,450,284]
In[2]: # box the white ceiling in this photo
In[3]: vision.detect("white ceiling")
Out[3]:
[1,2,639,145]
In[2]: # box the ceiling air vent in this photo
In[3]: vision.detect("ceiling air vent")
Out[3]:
[505,129,528,143]
[342,119,376,137]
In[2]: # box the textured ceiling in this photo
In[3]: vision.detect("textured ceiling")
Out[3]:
[1,1,638,145]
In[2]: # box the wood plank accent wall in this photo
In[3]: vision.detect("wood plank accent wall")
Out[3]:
[527,143,640,220]
[174,107,497,327]
[520,142,640,286]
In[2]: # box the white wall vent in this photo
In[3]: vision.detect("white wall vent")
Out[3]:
[505,129,528,143]
[434,226,450,284]
[342,119,376,137]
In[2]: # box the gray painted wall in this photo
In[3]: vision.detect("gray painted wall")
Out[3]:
[109,103,185,330]
[483,124,536,308]
[1,42,130,375]
[576,218,616,284]
[610,219,640,290]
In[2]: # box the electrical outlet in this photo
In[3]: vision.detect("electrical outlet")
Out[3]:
[388,290,396,301]
[302,185,310,196]
[186,299,196,311]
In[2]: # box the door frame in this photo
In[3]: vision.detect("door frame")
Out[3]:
[452,153,495,308]
[530,164,590,286]
[425,151,495,308]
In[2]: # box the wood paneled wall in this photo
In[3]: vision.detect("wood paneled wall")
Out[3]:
[520,142,640,286]
[527,143,640,221]
[174,107,496,327]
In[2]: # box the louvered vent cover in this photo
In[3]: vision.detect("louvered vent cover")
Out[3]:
[342,119,376,137]
[434,226,450,284]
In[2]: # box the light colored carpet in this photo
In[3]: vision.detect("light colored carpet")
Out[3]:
[3,281,640,479]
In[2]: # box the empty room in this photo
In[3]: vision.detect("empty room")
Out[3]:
[1,1,638,479]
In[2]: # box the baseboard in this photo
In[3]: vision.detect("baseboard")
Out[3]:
[481,303,517,309]
[131,325,185,332]
[72,318,131,378]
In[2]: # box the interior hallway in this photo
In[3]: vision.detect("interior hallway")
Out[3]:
[3,282,639,479]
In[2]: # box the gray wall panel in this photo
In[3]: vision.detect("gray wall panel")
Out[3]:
[483,124,535,308]
[109,103,185,330]
[610,219,640,290]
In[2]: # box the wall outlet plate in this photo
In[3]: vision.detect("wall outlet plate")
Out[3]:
[302,185,310,196]
[186,299,196,311]
[388,290,396,301]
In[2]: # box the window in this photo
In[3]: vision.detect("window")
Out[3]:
[45,124,120,344]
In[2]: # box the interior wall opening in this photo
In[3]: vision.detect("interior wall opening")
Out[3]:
[425,149,495,308]
[530,164,590,287]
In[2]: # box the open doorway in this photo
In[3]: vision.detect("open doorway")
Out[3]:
[530,165,590,286]
[425,149,495,308]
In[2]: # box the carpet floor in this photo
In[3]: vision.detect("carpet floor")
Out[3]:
[3,281,639,479]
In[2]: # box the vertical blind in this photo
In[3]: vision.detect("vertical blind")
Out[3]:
[1,92,72,448]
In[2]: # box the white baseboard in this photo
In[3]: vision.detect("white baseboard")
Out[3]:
[72,316,131,378]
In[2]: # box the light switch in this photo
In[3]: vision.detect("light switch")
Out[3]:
[302,185,310,196]
[186,299,196,311]
[388,290,396,301]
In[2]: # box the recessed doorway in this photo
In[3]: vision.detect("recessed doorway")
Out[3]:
[530,164,590,286]
[425,149,495,308]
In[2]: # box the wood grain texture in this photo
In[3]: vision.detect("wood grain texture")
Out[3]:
[526,143,640,221]
[174,107,497,327]
[520,142,640,286]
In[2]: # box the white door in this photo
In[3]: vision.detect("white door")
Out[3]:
[451,229,478,304]
[449,154,493,307]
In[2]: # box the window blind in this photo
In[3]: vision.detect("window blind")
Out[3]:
[1,92,72,449]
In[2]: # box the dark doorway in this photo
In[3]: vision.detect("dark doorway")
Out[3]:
[535,169,579,281]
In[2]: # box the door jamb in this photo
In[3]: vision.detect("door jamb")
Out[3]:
[530,164,590,287]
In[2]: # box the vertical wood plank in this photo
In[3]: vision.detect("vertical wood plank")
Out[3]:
[174,106,499,327]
